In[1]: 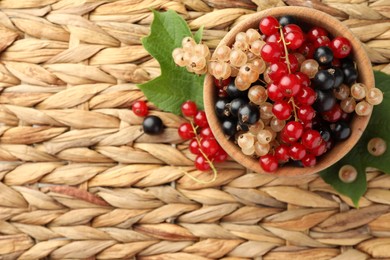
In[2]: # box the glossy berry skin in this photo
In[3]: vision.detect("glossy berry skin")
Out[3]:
[214,77,231,89]
[132,101,148,117]
[296,72,311,88]
[267,83,284,101]
[313,36,331,48]
[275,144,290,163]
[313,90,336,112]
[313,70,335,91]
[212,148,228,163]
[307,26,328,42]
[178,122,196,140]
[332,121,351,141]
[143,115,164,135]
[330,37,352,59]
[284,30,304,49]
[181,100,198,117]
[268,62,288,82]
[309,140,327,156]
[298,104,316,122]
[259,154,279,172]
[295,86,316,105]
[238,103,260,125]
[200,127,214,139]
[194,111,209,128]
[189,139,200,155]
[278,15,297,27]
[272,100,292,120]
[322,103,342,122]
[259,16,280,36]
[287,54,299,72]
[278,74,301,97]
[229,98,247,117]
[298,41,315,59]
[283,121,304,141]
[195,154,210,171]
[261,42,283,63]
[301,154,317,167]
[329,67,344,88]
[342,66,358,85]
[215,98,229,119]
[221,118,237,138]
[313,46,334,65]
[226,81,247,98]
[301,129,322,149]
[200,138,220,157]
[289,142,307,160]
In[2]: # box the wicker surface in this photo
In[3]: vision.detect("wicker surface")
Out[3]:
[0,0,390,259]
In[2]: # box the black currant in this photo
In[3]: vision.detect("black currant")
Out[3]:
[316,125,332,142]
[313,89,336,112]
[313,70,335,90]
[343,66,358,85]
[221,118,237,138]
[314,46,334,66]
[331,121,351,141]
[142,115,164,135]
[279,15,297,26]
[341,57,355,69]
[215,98,230,119]
[228,98,247,117]
[238,103,260,125]
[328,67,344,88]
[226,81,247,98]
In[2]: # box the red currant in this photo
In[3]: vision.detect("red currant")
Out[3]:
[296,72,311,88]
[313,35,331,48]
[283,24,303,34]
[309,140,327,156]
[268,62,288,82]
[261,42,283,63]
[330,37,352,59]
[194,111,209,128]
[286,54,299,72]
[200,138,220,157]
[289,142,307,160]
[214,77,231,89]
[195,154,210,171]
[259,16,280,36]
[283,121,304,141]
[307,26,328,42]
[178,122,196,140]
[278,74,301,97]
[200,127,214,139]
[297,104,315,122]
[267,83,284,102]
[132,100,148,117]
[321,103,342,122]
[295,86,316,105]
[284,30,304,50]
[181,100,198,117]
[272,100,292,120]
[275,144,290,163]
[189,139,200,155]
[298,41,315,59]
[212,148,228,163]
[259,154,279,172]
[301,129,322,149]
[301,154,317,167]
[266,33,282,48]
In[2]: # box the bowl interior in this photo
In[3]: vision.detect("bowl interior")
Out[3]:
[204,6,374,177]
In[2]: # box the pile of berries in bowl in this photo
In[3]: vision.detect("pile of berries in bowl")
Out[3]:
[203,7,382,176]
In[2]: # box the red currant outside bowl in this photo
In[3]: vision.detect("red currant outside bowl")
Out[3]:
[203,6,374,177]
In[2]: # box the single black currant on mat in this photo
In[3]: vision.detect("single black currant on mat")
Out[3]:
[143,115,164,135]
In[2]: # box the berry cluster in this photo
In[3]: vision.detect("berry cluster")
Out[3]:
[211,15,383,172]
[178,101,227,171]
[172,37,210,75]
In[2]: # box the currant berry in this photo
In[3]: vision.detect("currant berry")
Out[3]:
[339,165,357,183]
[287,54,299,72]
[295,72,311,87]
[283,121,304,141]
[259,16,280,36]
[313,90,336,112]
[342,66,358,85]
[367,137,387,156]
[215,98,229,118]
[261,42,283,63]
[298,104,316,122]
[278,74,301,97]
[200,127,214,139]
[143,115,164,135]
[268,62,288,82]
[272,100,292,120]
[226,81,247,98]
[278,15,297,27]
[313,70,335,90]
[366,88,383,105]
[267,83,284,101]
[331,121,351,141]
[309,140,327,156]
[195,154,210,171]
[313,35,331,48]
[178,122,196,140]
[194,111,209,128]
[248,85,268,105]
[284,30,304,50]
[295,86,316,105]
[200,138,220,157]
[289,142,307,160]
[307,26,328,42]
[313,46,334,65]
[189,138,200,155]
[298,41,315,59]
[301,129,322,149]
[321,103,342,122]
[275,144,290,163]
[259,154,279,172]
[213,148,228,162]
[301,154,317,167]
[229,98,247,117]
[132,100,149,117]
[238,103,260,125]
[214,77,231,89]
[330,37,352,59]
[221,118,237,138]
[181,100,198,117]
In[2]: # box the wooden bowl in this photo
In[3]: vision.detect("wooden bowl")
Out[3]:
[204,6,374,177]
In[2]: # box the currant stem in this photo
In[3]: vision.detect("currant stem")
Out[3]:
[288,97,299,121]
[187,121,218,183]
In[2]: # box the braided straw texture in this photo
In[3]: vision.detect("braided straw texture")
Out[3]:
[0,0,390,259]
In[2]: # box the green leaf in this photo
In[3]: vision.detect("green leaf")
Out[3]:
[194,26,204,43]
[320,71,390,206]
[138,10,205,115]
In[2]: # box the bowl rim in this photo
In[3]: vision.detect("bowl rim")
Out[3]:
[203,6,374,177]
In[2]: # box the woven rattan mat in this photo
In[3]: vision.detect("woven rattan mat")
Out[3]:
[0,1,390,259]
